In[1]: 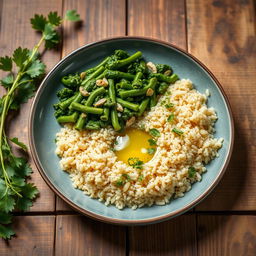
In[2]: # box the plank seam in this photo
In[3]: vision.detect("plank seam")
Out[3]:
[184,0,188,51]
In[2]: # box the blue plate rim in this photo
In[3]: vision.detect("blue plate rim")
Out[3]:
[28,36,235,225]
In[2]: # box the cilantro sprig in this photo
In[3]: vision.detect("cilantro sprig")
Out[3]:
[0,10,80,240]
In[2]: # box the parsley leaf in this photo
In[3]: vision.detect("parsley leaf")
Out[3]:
[167,113,175,122]
[147,148,156,155]
[148,138,157,146]
[0,56,12,71]
[26,60,46,78]
[115,173,131,187]
[48,11,62,26]
[10,137,28,151]
[13,47,30,68]
[65,10,81,21]
[30,14,47,31]
[128,157,144,169]
[0,224,15,239]
[0,195,15,213]
[21,183,38,199]
[138,174,144,182]
[1,74,14,89]
[188,167,196,178]
[149,128,160,137]
[172,128,184,136]
[0,212,12,224]
[165,103,174,108]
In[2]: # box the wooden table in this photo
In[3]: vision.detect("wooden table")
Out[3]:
[0,0,255,255]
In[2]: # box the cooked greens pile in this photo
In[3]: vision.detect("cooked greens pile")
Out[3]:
[54,50,179,131]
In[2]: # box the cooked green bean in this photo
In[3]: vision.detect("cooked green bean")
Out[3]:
[59,93,78,110]
[57,112,79,123]
[100,108,110,121]
[111,108,121,131]
[81,66,105,86]
[116,98,139,111]
[138,98,150,116]
[83,57,110,75]
[71,102,104,115]
[108,51,142,70]
[108,79,116,103]
[105,70,135,81]
[119,77,157,98]
[75,114,87,130]
[150,73,179,83]
[85,87,106,106]
[150,92,157,107]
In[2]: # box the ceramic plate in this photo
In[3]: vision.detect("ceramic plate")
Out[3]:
[29,37,234,224]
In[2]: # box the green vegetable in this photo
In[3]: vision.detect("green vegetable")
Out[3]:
[148,138,157,146]
[100,108,110,121]
[167,113,175,122]
[172,128,184,136]
[138,174,144,182]
[71,102,104,115]
[75,114,87,130]
[107,51,142,70]
[149,128,160,137]
[147,148,156,155]
[0,10,80,240]
[119,77,157,99]
[138,98,150,116]
[54,49,179,132]
[156,64,172,74]
[188,167,196,178]
[57,112,79,123]
[116,98,139,111]
[128,157,144,169]
[150,73,179,84]
[115,173,131,187]
[85,87,106,106]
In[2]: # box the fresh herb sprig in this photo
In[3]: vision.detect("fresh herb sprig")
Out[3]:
[0,10,80,240]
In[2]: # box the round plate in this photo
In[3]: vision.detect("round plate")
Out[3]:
[29,37,234,225]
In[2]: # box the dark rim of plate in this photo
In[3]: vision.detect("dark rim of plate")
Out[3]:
[28,36,235,225]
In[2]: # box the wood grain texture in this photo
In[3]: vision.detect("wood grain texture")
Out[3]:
[55,215,126,256]
[197,215,256,256]
[187,0,256,210]
[128,0,187,50]
[62,0,126,56]
[56,0,126,211]
[0,0,64,211]
[129,215,197,256]
[0,216,55,256]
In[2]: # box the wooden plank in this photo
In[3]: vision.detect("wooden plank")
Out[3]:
[0,1,64,211]
[0,216,55,255]
[128,0,187,50]
[187,0,256,210]
[197,215,256,256]
[56,0,126,211]
[129,215,197,256]
[55,215,126,256]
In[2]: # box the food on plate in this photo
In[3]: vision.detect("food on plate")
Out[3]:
[54,50,223,209]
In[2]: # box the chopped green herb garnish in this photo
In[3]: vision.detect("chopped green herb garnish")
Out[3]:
[114,140,118,145]
[110,147,116,152]
[148,138,157,146]
[149,128,160,137]
[147,148,156,155]
[138,174,144,182]
[115,173,131,187]
[188,167,196,178]
[128,157,144,169]
[172,128,184,136]
[167,113,175,122]
[122,173,131,181]
[165,103,174,108]
[115,180,124,187]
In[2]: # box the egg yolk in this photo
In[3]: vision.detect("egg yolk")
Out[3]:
[114,128,156,164]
